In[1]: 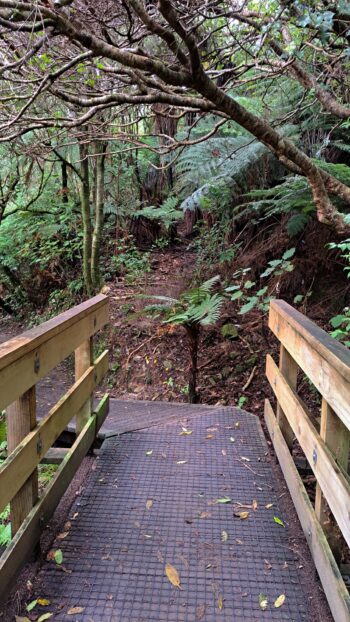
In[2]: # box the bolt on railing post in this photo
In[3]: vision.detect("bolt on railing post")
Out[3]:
[75,337,93,435]
[6,386,38,536]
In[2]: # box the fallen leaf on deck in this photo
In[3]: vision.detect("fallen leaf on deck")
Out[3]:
[252,499,258,511]
[57,531,69,540]
[265,503,273,509]
[15,618,30,622]
[37,599,50,606]
[146,499,153,509]
[144,534,152,539]
[235,422,240,428]
[274,516,285,527]
[234,511,249,520]
[274,594,286,608]
[38,614,53,622]
[221,530,228,542]
[180,427,192,436]
[199,511,211,519]
[206,434,214,439]
[64,521,71,531]
[54,549,63,564]
[221,449,227,457]
[26,600,37,612]
[207,427,218,432]
[259,593,268,610]
[146,450,153,456]
[235,539,244,544]
[165,563,181,589]
[196,603,206,620]
[67,607,85,615]
[264,559,272,571]
[229,437,235,442]
[216,497,231,504]
[217,594,223,610]
[240,456,250,462]
[176,460,187,464]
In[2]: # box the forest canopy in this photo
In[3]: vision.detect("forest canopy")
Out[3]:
[0,0,350,302]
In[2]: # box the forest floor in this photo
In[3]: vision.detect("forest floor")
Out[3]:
[103,239,269,414]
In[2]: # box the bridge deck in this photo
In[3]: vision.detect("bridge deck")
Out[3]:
[26,401,312,621]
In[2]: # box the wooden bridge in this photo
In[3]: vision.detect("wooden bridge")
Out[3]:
[0,296,349,621]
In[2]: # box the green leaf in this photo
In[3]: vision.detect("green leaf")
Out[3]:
[330,315,346,328]
[26,600,38,612]
[54,549,63,564]
[230,290,243,301]
[239,297,258,314]
[273,516,285,527]
[38,614,53,622]
[216,496,231,504]
[282,248,295,260]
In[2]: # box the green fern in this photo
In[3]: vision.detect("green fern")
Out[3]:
[134,196,182,229]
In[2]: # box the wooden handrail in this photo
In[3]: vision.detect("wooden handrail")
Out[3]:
[0,295,110,601]
[265,299,350,622]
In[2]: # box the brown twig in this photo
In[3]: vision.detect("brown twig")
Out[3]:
[242,366,257,392]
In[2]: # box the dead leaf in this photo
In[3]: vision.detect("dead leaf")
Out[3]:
[146,450,153,456]
[252,499,258,511]
[64,521,71,531]
[165,563,181,589]
[199,511,211,519]
[240,456,250,462]
[221,530,228,542]
[38,615,53,622]
[235,422,240,428]
[67,607,85,615]
[265,503,273,509]
[207,427,218,432]
[196,603,206,620]
[264,559,272,571]
[146,499,153,509]
[180,427,192,436]
[57,531,69,540]
[259,593,268,610]
[176,460,187,464]
[221,449,227,457]
[235,538,244,544]
[234,511,250,520]
[274,594,286,608]
[217,594,223,610]
[37,599,50,606]
[229,437,235,442]
[206,434,214,439]
[15,618,30,622]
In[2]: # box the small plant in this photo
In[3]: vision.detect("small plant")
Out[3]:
[237,395,247,409]
[142,276,224,403]
[225,249,295,314]
[329,309,350,347]
[111,237,151,281]
[0,506,11,547]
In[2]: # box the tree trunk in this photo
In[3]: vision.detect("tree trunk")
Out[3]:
[185,323,200,404]
[61,161,68,204]
[91,144,107,291]
[79,137,93,297]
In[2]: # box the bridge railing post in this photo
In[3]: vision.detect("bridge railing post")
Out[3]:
[6,386,38,536]
[315,398,350,563]
[276,344,298,450]
[75,337,93,436]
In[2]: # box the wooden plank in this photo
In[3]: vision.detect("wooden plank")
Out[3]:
[0,351,108,515]
[269,300,350,431]
[0,297,108,412]
[0,294,107,370]
[266,354,350,548]
[41,448,69,465]
[276,345,297,449]
[264,399,350,622]
[315,399,350,562]
[75,338,93,435]
[94,394,109,435]
[7,387,38,536]
[0,414,96,602]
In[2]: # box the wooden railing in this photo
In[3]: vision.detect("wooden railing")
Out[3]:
[265,299,350,622]
[0,294,109,599]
